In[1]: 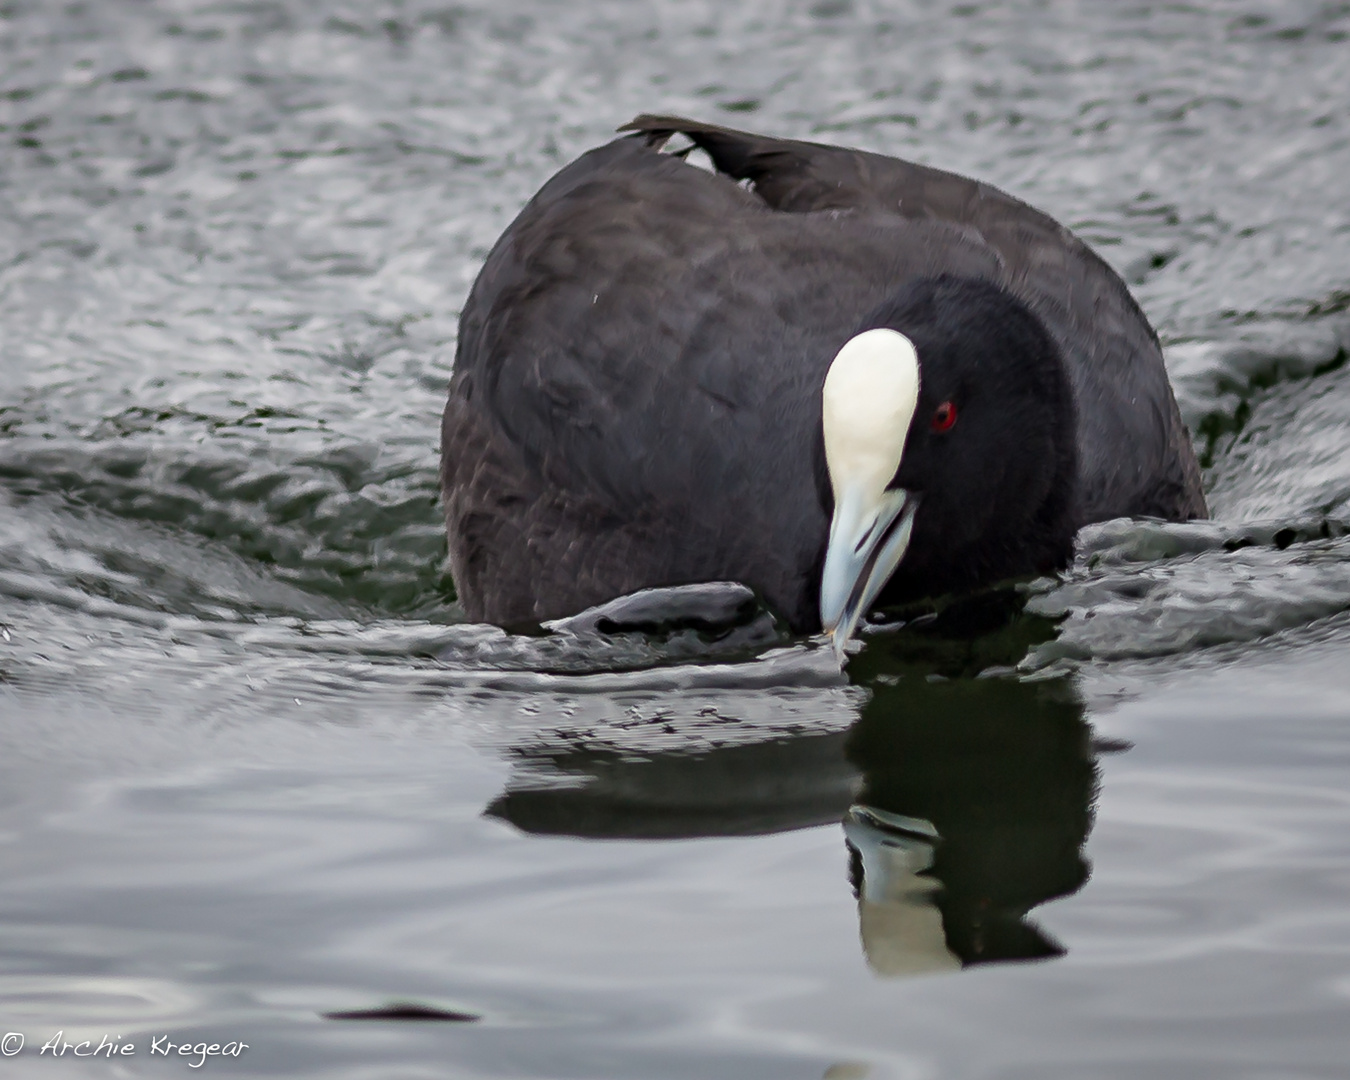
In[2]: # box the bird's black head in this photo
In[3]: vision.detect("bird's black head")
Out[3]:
[876,275,1079,600]
[818,275,1078,651]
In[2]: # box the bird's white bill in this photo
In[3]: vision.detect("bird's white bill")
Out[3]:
[819,485,918,662]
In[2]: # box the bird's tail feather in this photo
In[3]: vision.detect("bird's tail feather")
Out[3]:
[618,114,786,184]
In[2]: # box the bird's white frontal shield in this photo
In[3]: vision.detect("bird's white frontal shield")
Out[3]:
[819,328,921,660]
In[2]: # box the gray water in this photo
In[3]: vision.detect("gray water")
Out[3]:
[2,1,1350,1076]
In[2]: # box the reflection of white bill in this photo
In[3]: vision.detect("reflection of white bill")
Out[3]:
[845,806,959,977]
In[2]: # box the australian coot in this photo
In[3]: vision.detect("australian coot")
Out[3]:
[440,115,1206,655]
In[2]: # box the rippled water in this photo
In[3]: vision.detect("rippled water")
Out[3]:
[2,1,1349,1076]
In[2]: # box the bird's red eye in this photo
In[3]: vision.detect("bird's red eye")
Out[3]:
[931,401,957,432]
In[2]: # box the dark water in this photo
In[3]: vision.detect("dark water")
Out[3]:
[2,1,1350,1076]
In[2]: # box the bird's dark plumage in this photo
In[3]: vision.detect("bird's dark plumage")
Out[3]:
[441,116,1206,631]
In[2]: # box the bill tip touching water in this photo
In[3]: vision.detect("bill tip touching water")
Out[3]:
[440,114,1207,659]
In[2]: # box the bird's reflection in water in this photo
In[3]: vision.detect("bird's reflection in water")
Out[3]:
[845,672,1096,972]
[487,591,1099,976]
[489,727,861,839]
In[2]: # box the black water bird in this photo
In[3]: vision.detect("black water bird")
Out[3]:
[441,116,1206,652]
